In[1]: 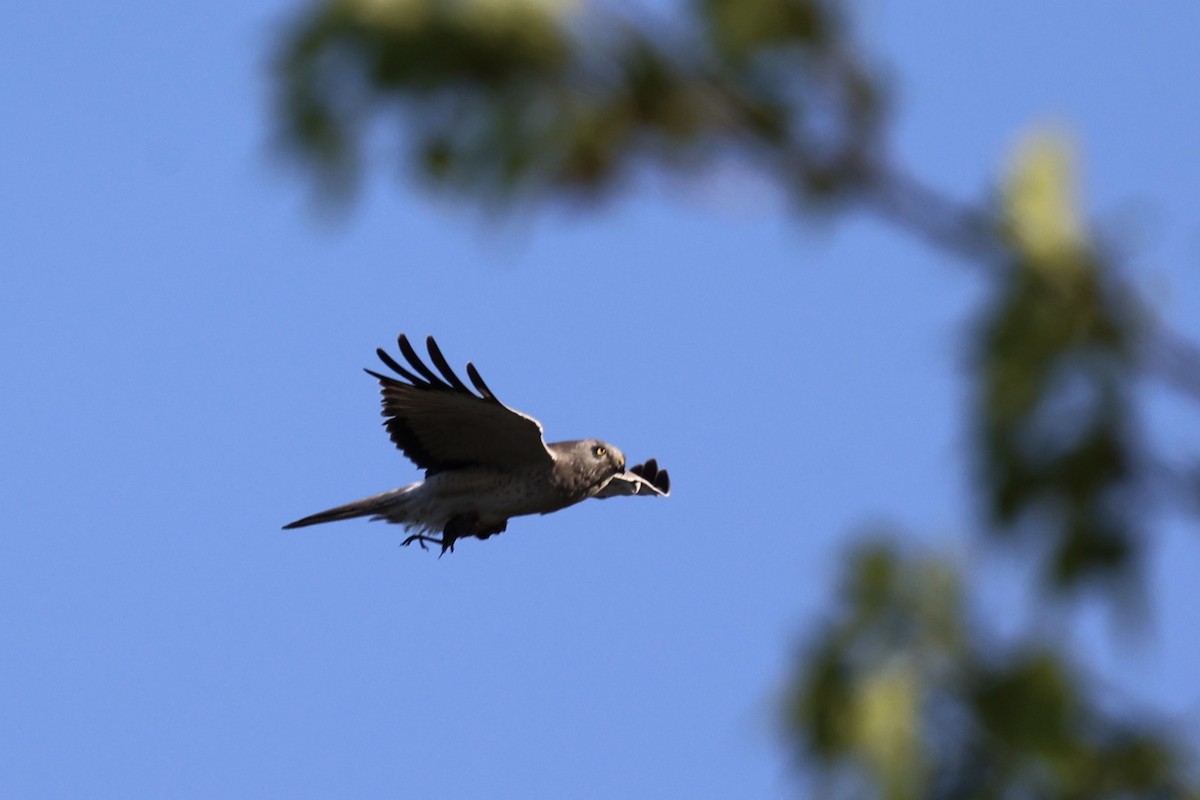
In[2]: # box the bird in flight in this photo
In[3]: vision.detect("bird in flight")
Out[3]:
[283,335,670,553]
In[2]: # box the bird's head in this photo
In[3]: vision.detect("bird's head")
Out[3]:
[551,438,625,480]
[548,439,628,492]
[585,439,626,476]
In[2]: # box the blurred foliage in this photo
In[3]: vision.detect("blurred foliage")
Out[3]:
[786,542,1195,799]
[270,0,1200,796]
[977,131,1143,592]
[275,0,878,203]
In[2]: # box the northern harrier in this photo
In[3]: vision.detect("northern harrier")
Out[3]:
[283,335,670,552]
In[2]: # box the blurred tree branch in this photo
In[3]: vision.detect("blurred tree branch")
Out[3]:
[786,541,1195,800]
[270,0,1200,794]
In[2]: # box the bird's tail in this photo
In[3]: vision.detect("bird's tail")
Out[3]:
[282,482,423,530]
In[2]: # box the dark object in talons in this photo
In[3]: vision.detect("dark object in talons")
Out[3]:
[473,520,508,540]
[438,510,503,554]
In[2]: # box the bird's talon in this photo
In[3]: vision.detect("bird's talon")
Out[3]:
[403,533,447,552]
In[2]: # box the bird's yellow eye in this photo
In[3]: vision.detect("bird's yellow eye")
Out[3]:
[594,446,606,456]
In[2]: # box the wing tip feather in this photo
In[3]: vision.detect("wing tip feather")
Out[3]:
[425,336,471,392]
[630,459,670,495]
[466,362,499,402]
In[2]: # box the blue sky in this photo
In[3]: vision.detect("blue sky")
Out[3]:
[3,2,1200,797]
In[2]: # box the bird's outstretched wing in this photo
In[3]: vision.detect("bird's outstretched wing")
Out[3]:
[594,458,671,498]
[364,335,554,474]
